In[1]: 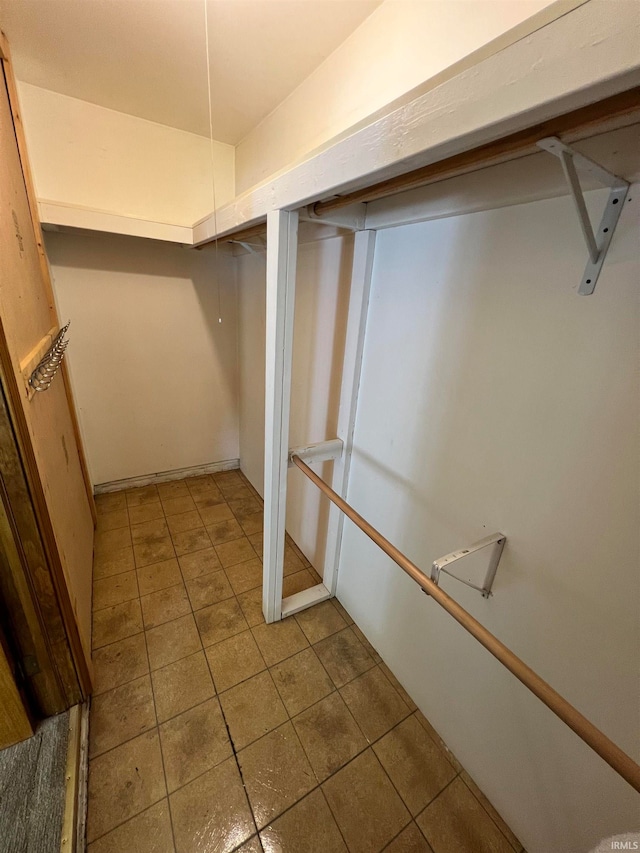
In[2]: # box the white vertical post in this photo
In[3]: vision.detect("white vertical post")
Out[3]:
[263,209,299,623]
[323,229,376,594]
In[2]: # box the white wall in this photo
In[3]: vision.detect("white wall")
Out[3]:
[236,188,639,849]
[335,189,639,852]
[237,235,353,570]
[46,231,239,485]
[235,0,562,193]
[19,83,235,227]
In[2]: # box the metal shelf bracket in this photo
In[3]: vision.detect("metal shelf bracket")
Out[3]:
[431,533,506,598]
[537,137,629,295]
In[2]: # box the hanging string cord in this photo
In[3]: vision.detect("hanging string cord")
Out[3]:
[204,0,222,323]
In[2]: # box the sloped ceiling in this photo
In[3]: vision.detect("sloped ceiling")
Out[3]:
[0,0,381,143]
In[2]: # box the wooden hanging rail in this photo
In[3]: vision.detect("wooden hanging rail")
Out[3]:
[291,454,640,793]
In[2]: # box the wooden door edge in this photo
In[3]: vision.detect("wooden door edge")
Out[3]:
[0,34,96,526]
[0,330,92,699]
[60,702,89,853]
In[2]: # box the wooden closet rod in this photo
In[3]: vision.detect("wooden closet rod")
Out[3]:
[291,454,640,793]
[312,87,640,215]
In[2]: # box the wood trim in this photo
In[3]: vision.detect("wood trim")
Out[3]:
[0,40,92,698]
[0,34,96,525]
[0,333,87,705]
[60,704,85,853]
[263,210,299,623]
[314,88,640,215]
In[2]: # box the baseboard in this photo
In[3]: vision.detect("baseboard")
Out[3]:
[60,702,89,853]
[93,458,241,494]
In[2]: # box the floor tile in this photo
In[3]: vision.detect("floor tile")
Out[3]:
[195,597,249,646]
[238,722,315,829]
[225,558,263,595]
[252,618,308,666]
[379,663,417,711]
[295,599,347,644]
[137,558,182,596]
[93,571,138,611]
[184,474,214,492]
[166,510,203,537]
[271,647,334,716]
[198,503,234,526]
[146,613,202,671]
[162,495,196,517]
[157,480,190,500]
[415,711,463,773]
[134,536,176,568]
[185,569,233,610]
[416,777,514,853]
[215,537,257,568]
[207,517,244,545]
[222,484,254,502]
[92,599,143,649]
[283,545,304,575]
[314,626,375,688]
[89,674,156,758]
[322,749,411,853]
[352,624,382,663]
[239,512,263,537]
[141,583,191,629]
[219,670,287,750]
[283,569,317,597]
[459,771,521,851]
[126,485,160,507]
[340,666,410,742]
[286,539,309,568]
[235,838,262,853]
[192,487,226,507]
[373,715,458,815]
[95,492,127,514]
[178,546,221,580]
[292,692,367,782]
[152,651,215,723]
[172,527,212,557]
[93,545,135,580]
[228,496,261,521]
[384,823,434,852]
[247,532,262,554]
[87,800,175,853]
[205,630,266,692]
[131,517,170,544]
[92,632,148,695]
[159,697,232,792]
[87,730,166,843]
[169,757,255,853]
[260,788,347,853]
[96,508,129,532]
[332,599,354,625]
[128,502,165,527]
[237,587,266,627]
[95,526,132,553]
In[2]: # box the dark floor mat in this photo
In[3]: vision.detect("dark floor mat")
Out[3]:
[0,712,69,853]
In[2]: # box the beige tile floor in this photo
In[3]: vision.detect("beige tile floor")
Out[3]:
[88,469,525,853]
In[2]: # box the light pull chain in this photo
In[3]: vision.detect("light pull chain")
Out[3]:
[204,0,222,324]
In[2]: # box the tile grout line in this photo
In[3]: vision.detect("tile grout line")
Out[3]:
[139,608,180,853]
[94,474,523,852]
[200,621,263,850]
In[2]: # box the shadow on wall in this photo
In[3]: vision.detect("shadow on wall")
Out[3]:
[44,230,240,484]
[337,189,639,851]
[288,233,355,575]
